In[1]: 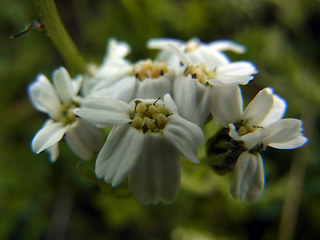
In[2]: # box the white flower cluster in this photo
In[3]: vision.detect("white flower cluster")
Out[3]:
[28,38,307,204]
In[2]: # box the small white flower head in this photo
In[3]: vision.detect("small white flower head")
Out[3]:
[90,58,176,103]
[147,38,247,69]
[156,42,256,127]
[212,87,308,201]
[75,94,204,204]
[28,67,104,162]
[83,38,132,95]
[228,88,307,150]
[167,42,257,86]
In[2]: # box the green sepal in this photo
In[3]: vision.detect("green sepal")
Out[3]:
[205,127,246,175]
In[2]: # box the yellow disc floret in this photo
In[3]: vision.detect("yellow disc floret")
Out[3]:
[185,40,199,52]
[184,63,215,84]
[59,101,81,125]
[131,59,169,81]
[236,120,264,137]
[130,100,171,133]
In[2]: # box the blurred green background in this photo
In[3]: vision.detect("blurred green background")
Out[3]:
[1,0,320,239]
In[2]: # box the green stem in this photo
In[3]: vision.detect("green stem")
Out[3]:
[33,0,86,73]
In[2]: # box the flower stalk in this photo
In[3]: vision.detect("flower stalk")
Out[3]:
[33,0,86,73]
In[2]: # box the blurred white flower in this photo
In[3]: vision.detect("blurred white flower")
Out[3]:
[215,87,308,201]
[89,58,176,103]
[82,38,132,95]
[29,67,104,162]
[75,94,204,204]
[153,42,257,127]
[147,37,246,70]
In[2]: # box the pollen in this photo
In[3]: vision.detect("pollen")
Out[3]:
[184,63,215,84]
[237,126,248,136]
[131,59,168,80]
[236,123,262,136]
[59,101,80,125]
[130,100,171,133]
[185,40,199,52]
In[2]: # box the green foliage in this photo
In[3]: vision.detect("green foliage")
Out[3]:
[1,0,320,239]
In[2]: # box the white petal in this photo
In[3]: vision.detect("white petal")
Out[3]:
[28,74,61,119]
[95,60,132,87]
[211,85,243,127]
[164,115,204,163]
[109,77,137,102]
[173,75,212,127]
[129,134,181,204]
[228,124,241,140]
[89,76,137,102]
[259,93,287,127]
[89,76,136,102]
[71,75,83,95]
[163,93,179,115]
[32,121,68,154]
[208,40,246,54]
[269,136,308,149]
[240,128,265,150]
[172,76,196,120]
[104,38,131,60]
[95,125,144,186]
[229,124,265,150]
[216,61,257,75]
[229,122,266,150]
[209,74,253,86]
[75,98,131,126]
[135,74,173,100]
[46,143,59,162]
[65,119,104,160]
[53,67,75,104]
[146,38,184,67]
[263,119,307,148]
[81,75,98,96]
[95,39,132,87]
[42,120,60,162]
[166,43,192,66]
[147,38,183,50]
[230,152,265,202]
[243,88,274,126]
[188,47,230,67]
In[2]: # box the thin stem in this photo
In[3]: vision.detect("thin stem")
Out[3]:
[33,0,86,73]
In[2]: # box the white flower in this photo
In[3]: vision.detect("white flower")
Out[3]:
[75,94,204,204]
[86,39,177,102]
[82,38,132,95]
[29,67,104,162]
[147,37,246,70]
[214,87,308,201]
[156,43,257,127]
[90,59,176,103]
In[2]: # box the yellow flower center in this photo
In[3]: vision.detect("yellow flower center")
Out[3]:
[236,121,264,137]
[185,40,199,52]
[234,122,266,153]
[184,63,215,84]
[130,100,171,133]
[59,101,80,125]
[131,59,168,81]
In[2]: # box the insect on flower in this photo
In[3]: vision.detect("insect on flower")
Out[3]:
[9,21,45,39]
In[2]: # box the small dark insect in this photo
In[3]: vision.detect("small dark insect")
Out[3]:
[9,21,45,39]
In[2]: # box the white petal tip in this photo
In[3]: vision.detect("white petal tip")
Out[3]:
[190,158,200,164]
